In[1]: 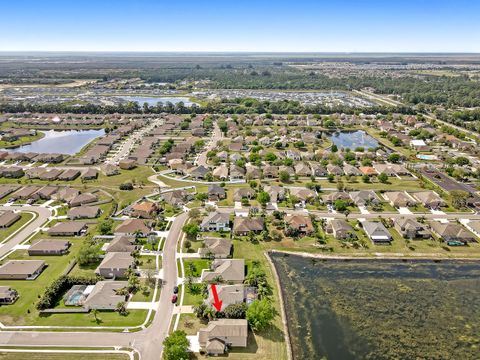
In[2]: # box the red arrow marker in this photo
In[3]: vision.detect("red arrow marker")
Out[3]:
[211,284,223,312]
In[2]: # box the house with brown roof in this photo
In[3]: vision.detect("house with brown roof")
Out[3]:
[0,210,21,228]
[393,218,431,239]
[12,186,41,200]
[53,187,80,203]
[208,184,226,201]
[198,319,248,355]
[33,186,57,200]
[263,185,286,202]
[119,159,136,170]
[58,169,81,181]
[105,235,138,253]
[39,169,63,181]
[201,259,245,283]
[48,222,87,236]
[115,219,151,237]
[0,260,46,280]
[212,164,229,180]
[67,205,101,219]
[429,221,476,246]
[68,193,98,207]
[28,239,71,256]
[199,238,232,259]
[326,219,356,240]
[411,191,446,209]
[95,252,135,278]
[232,217,264,236]
[233,188,256,201]
[349,190,380,206]
[130,201,158,219]
[285,214,314,236]
[383,191,417,208]
[81,168,98,180]
[0,185,17,200]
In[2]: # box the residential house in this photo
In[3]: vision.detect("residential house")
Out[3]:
[130,201,158,219]
[28,239,71,256]
[0,260,46,280]
[106,235,138,253]
[411,191,446,209]
[0,210,21,228]
[200,211,231,232]
[201,259,245,283]
[67,206,101,220]
[115,219,151,237]
[198,319,248,355]
[83,281,129,310]
[393,218,431,239]
[349,190,380,206]
[232,217,264,236]
[362,221,392,244]
[208,185,226,201]
[199,238,232,259]
[205,284,245,311]
[429,221,476,246]
[233,188,255,201]
[383,191,417,208]
[285,214,314,236]
[95,252,135,278]
[69,193,98,207]
[326,219,356,240]
[47,222,87,236]
[0,287,18,304]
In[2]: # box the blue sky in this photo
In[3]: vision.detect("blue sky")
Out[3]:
[1,0,479,52]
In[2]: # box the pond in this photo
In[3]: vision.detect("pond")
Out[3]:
[328,130,379,150]
[5,129,105,155]
[270,253,480,360]
[118,96,197,106]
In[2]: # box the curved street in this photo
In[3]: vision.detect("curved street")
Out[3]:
[0,205,52,258]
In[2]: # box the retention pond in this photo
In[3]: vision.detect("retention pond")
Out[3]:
[270,253,480,360]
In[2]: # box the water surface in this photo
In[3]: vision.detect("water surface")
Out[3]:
[5,129,105,155]
[271,253,480,360]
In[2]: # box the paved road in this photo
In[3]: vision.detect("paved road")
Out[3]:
[0,211,188,360]
[196,122,222,167]
[0,205,52,258]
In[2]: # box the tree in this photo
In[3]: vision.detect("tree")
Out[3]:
[91,308,100,324]
[246,299,276,332]
[223,302,247,319]
[279,171,290,183]
[257,191,270,206]
[331,144,338,152]
[163,330,190,360]
[182,223,200,239]
[116,301,128,316]
[334,199,348,212]
[378,172,388,184]
[98,220,113,235]
[77,240,101,266]
[265,152,277,162]
[450,189,469,209]
[388,153,401,163]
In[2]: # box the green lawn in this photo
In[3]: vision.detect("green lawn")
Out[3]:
[183,259,210,277]
[175,313,206,335]
[0,212,35,243]
[137,255,157,270]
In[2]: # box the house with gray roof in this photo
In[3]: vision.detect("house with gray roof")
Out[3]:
[201,211,231,232]
[362,221,392,244]
[199,238,232,259]
[95,252,135,278]
[201,259,245,283]
[0,286,18,305]
[199,319,248,355]
[84,281,128,310]
[393,218,431,239]
[28,239,71,256]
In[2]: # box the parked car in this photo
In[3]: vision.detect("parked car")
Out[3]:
[171,294,178,303]
[173,286,179,294]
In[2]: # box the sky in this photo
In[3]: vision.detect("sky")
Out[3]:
[1,0,479,52]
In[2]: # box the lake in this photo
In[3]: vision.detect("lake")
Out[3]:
[5,129,105,155]
[118,96,197,106]
[329,130,379,150]
[270,253,480,360]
